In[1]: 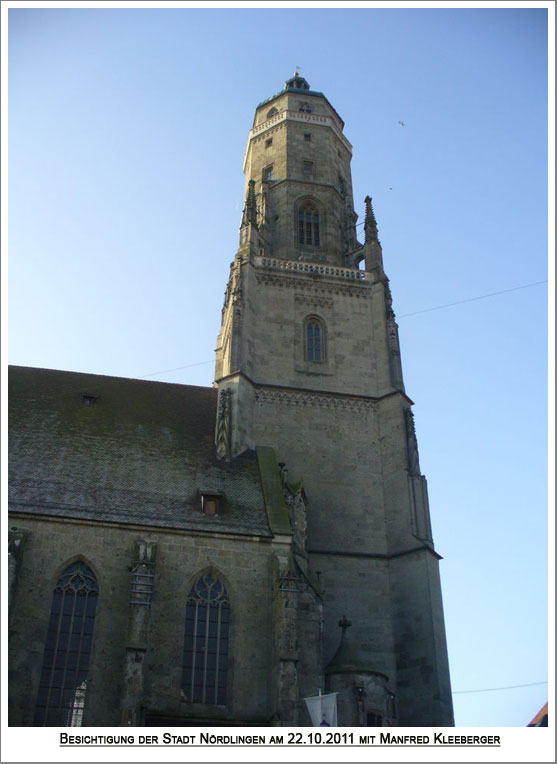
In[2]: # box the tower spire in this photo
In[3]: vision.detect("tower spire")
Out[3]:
[241,179,258,228]
[364,195,378,244]
[363,195,385,278]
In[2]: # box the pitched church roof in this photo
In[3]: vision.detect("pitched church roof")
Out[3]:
[8,365,273,537]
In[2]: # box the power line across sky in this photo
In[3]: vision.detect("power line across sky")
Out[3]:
[136,278,548,382]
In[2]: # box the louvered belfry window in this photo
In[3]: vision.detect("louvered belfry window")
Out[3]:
[182,574,230,705]
[34,561,98,726]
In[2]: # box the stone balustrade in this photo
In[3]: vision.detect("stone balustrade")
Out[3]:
[256,256,368,281]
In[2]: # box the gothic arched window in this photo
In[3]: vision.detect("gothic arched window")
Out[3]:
[305,316,326,362]
[266,107,279,119]
[34,561,99,727]
[182,574,230,706]
[298,204,320,247]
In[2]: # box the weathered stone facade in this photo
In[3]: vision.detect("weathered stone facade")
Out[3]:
[214,74,453,726]
[9,74,453,727]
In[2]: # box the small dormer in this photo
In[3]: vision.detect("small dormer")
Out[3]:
[200,490,222,515]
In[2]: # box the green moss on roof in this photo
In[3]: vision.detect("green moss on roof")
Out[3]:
[256,446,292,536]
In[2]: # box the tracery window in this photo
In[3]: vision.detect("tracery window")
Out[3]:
[299,102,312,113]
[182,574,230,706]
[305,316,326,363]
[298,204,320,246]
[34,561,99,726]
[266,107,279,119]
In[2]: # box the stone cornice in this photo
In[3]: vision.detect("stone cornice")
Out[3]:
[8,507,274,543]
[214,370,415,408]
[254,387,378,413]
[255,271,372,298]
[307,545,442,561]
[254,257,373,298]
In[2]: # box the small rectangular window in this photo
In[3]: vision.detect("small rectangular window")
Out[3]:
[304,133,311,142]
[263,165,274,181]
[303,161,313,179]
[265,138,272,148]
[201,492,222,515]
[203,499,217,515]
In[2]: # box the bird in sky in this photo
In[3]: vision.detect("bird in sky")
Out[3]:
[398,120,405,126]
[389,187,393,191]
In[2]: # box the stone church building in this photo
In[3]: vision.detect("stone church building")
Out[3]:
[8,74,454,727]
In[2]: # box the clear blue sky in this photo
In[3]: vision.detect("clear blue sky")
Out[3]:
[7,5,550,728]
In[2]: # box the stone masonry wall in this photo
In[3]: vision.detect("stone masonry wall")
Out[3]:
[8,515,278,726]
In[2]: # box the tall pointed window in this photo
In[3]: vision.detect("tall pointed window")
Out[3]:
[305,316,326,362]
[182,574,230,706]
[34,561,98,726]
[298,204,320,247]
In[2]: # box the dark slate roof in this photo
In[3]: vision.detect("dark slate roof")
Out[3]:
[8,366,272,537]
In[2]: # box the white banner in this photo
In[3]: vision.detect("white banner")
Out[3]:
[304,692,338,727]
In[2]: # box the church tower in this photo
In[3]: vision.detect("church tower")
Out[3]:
[214,74,453,726]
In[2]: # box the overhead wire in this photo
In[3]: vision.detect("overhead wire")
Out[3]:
[397,280,547,318]
[136,359,213,380]
[10,278,547,388]
[453,680,548,695]
[135,279,546,380]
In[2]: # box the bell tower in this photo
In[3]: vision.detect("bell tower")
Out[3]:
[214,74,453,726]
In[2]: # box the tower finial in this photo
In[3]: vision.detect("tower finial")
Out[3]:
[364,195,379,244]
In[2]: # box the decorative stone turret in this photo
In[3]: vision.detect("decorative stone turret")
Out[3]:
[325,616,397,727]
[241,179,258,228]
[239,179,260,253]
[363,195,385,278]
[384,280,405,392]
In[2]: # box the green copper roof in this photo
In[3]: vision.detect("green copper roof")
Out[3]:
[255,74,344,129]
[256,87,325,110]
